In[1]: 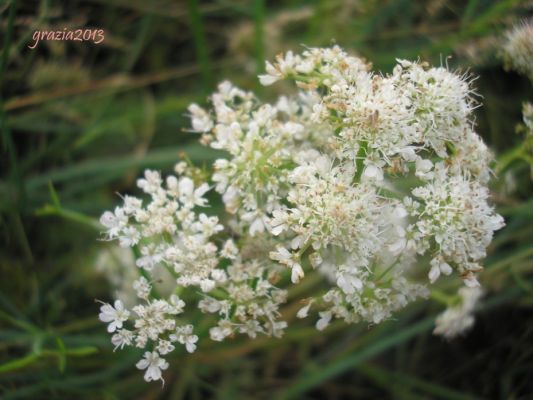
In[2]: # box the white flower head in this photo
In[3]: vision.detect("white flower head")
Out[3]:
[97,45,504,382]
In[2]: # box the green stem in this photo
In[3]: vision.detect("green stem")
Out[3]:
[0,352,40,373]
[353,140,368,184]
[187,0,213,91]
[36,204,100,230]
[375,258,399,281]
[429,289,455,307]
[0,309,40,334]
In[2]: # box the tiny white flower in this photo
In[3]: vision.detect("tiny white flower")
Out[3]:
[178,177,209,208]
[136,351,169,383]
[99,300,130,333]
[388,237,406,255]
[316,311,332,331]
[220,239,238,259]
[269,246,291,265]
[170,325,199,353]
[174,161,188,175]
[270,320,288,338]
[249,216,265,236]
[188,103,213,132]
[428,263,441,284]
[337,272,363,294]
[440,261,453,276]
[169,294,185,314]
[210,324,232,341]
[429,258,453,283]
[309,252,323,268]
[119,226,140,247]
[200,279,215,293]
[156,340,175,355]
[132,277,151,299]
[211,269,227,283]
[362,164,383,181]
[259,73,279,86]
[415,158,433,180]
[291,263,304,284]
[111,329,133,350]
[184,335,198,353]
[463,274,480,288]
[296,300,314,319]
[99,210,123,237]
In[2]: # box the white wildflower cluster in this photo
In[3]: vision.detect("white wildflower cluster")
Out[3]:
[98,167,287,383]
[99,46,504,383]
[501,19,533,80]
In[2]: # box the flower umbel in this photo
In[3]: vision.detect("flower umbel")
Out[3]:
[97,46,503,383]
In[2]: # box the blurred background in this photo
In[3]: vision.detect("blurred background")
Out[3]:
[1,0,533,398]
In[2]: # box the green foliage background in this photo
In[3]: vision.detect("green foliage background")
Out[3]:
[1,0,532,398]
